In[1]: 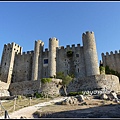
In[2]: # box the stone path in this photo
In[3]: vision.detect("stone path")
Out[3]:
[0,97,67,119]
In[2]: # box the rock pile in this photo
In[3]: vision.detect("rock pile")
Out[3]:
[100,91,119,103]
[61,96,78,105]
[61,95,85,105]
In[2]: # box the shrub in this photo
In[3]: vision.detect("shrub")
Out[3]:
[99,66,105,74]
[68,91,83,96]
[41,78,52,84]
[34,92,43,98]
[67,50,73,57]
[105,65,120,79]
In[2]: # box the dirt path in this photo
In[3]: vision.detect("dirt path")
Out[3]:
[0,96,120,119]
[0,97,67,119]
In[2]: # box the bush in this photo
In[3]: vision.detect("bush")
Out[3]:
[105,65,120,79]
[34,92,44,98]
[99,66,105,74]
[41,78,52,84]
[67,50,73,57]
[68,91,83,96]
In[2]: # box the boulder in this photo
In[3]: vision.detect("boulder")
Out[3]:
[75,95,84,102]
[61,97,78,105]
[108,91,118,101]
[100,93,108,100]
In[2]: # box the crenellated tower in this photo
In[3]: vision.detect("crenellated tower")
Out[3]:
[32,40,44,80]
[0,42,22,84]
[82,31,100,76]
[48,37,59,77]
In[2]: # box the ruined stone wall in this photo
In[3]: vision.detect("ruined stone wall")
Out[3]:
[41,78,62,96]
[102,51,120,73]
[0,81,10,96]
[9,80,41,96]
[67,74,120,93]
[9,78,62,96]
[56,45,86,78]
[12,51,34,83]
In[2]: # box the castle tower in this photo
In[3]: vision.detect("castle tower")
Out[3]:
[48,37,59,77]
[32,40,44,80]
[0,42,22,84]
[82,31,100,76]
[38,41,44,80]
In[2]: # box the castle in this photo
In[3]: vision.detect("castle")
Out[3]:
[0,31,119,96]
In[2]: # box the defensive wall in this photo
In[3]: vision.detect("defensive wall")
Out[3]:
[67,74,120,94]
[102,50,120,73]
[9,78,62,96]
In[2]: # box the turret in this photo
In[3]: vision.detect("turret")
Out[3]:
[48,37,59,77]
[32,40,44,80]
[82,31,100,76]
[0,42,22,84]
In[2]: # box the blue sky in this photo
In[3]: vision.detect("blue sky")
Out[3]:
[0,1,120,62]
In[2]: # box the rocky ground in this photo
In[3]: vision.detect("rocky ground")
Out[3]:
[33,93,120,118]
[0,92,120,119]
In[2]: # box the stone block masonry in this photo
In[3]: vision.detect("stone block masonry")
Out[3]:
[0,31,119,96]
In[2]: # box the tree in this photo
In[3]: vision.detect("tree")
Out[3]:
[99,66,105,74]
[56,72,73,96]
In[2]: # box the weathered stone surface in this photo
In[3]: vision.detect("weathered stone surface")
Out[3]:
[0,81,10,96]
[67,74,120,94]
[108,91,118,101]
[9,80,41,96]
[9,78,62,96]
[61,97,79,105]
[75,95,84,102]
[100,93,108,100]
[41,78,62,96]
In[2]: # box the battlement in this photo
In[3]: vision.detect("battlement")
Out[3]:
[45,48,48,51]
[101,50,120,56]
[58,44,81,51]
[49,37,58,41]
[22,51,34,55]
[4,42,22,52]
[82,31,94,37]
[4,43,13,48]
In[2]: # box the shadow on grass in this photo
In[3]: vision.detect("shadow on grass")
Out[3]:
[33,103,120,118]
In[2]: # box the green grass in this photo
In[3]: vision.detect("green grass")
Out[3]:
[0,97,52,116]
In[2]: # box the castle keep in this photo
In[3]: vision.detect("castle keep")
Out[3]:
[0,31,100,84]
[0,31,119,96]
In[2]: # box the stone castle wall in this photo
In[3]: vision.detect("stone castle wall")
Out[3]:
[9,78,62,96]
[9,75,120,96]
[9,80,41,96]
[0,43,22,84]
[102,51,120,73]
[0,81,10,96]
[82,31,100,76]
[1,31,118,97]
[56,45,86,78]
[67,74,120,93]
[12,51,34,83]
[0,31,100,83]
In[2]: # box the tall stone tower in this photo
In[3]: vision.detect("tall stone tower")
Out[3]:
[32,40,44,80]
[82,31,100,76]
[0,42,22,84]
[48,37,59,77]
